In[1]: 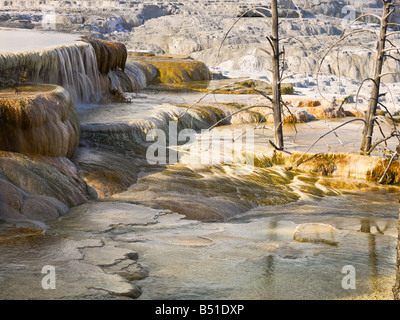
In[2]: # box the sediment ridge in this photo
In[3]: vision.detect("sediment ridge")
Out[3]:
[0,33,398,225]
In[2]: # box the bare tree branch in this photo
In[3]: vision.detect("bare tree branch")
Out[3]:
[186,104,273,152]
[218,7,274,58]
[176,78,257,120]
[387,22,400,27]
[291,152,326,168]
[266,36,276,56]
[354,77,375,111]
[337,94,368,112]
[383,47,400,53]
[378,72,398,78]
[340,14,382,36]
[374,118,389,148]
[252,88,273,103]
[317,30,379,102]
[378,152,397,183]
[378,102,398,132]
[319,29,379,73]
[367,130,399,155]
[384,53,400,62]
[385,30,400,37]
[256,47,272,57]
[380,81,398,115]
[325,119,343,145]
[233,113,274,144]
[289,119,367,170]
[384,7,397,20]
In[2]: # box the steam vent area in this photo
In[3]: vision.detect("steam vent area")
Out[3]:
[0,0,400,302]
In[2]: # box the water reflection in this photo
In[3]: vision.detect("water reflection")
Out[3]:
[360,218,391,235]
[368,233,379,293]
[263,255,275,287]
[265,218,279,242]
[0,186,398,299]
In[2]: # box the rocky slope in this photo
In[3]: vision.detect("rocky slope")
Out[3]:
[2,0,400,87]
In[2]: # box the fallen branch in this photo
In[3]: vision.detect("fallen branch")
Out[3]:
[185,104,273,153]
[292,152,323,168]
[367,130,399,155]
[217,7,274,58]
[233,113,274,143]
[378,152,397,183]
[378,102,398,132]
[289,118,366,170]
[374,118,389,148]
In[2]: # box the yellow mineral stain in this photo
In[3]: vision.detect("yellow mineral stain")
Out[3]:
[128,54,211,84]
[0,228,45,246]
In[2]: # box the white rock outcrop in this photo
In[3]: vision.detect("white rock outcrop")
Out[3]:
[293,223,344,246]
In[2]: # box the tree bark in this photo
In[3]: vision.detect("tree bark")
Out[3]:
[360,0,392,153]
[271,0,284,150]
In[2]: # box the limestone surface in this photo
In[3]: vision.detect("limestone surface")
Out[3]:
[0,85,80,158]
[293,223,344,245]
[0,151,91,223]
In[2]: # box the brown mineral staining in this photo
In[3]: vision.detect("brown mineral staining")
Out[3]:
[0,84,54,98]
[81,37,128,74]
[303,106,346,119]
[344,110,365,117]
[368,159,400,185]
[129,52,155,57]
[297,100,321,108]
[83,169,134,198]
[0,228,45,246]
[271,152,400,186]
[0,85,80,158]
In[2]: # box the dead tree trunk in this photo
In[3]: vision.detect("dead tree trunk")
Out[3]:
[360,0,392,153]
[271,0,284,150]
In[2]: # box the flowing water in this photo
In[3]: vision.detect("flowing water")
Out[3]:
[126,191,399,300]
[2,183,395,300]
[1,88,398,300]
[0,32,399,299]
[72,90,400,299]
[0,29,105,104]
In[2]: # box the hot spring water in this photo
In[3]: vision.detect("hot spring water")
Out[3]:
[2,89,397,300]
[2,173,396,300]
[71,90,400,299]
[0,29,399,299]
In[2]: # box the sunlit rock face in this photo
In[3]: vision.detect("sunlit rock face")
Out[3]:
[264,151,400,185]
[75,104,227,199]
[293,223,343,246]
[0,177,68,223]
[129,54,211,84]
[81,37,127,74]
[0,151,91,223]
[0,42,103,104]
[72,147,141,198]
[0,33,139,104]
[0,85,80,158]
[80,37,155,96]
[0,35,144,223]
